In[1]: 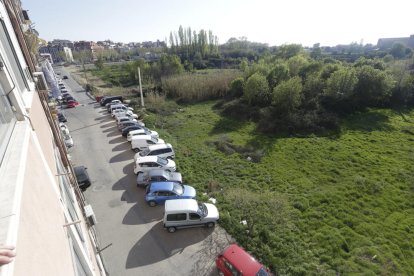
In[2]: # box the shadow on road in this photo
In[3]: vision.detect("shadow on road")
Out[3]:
[102,126,118,133]
[126,221,213,269]
[100,121,115,128]
[109,136,127,144]
[112,141,131,152]
[95,116,112,122]
[122,200,163,225]
[109,150,134,163]
[122,162,134,174]
[106,130,121,137]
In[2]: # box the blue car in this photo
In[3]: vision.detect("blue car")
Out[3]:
[145,182,196,207]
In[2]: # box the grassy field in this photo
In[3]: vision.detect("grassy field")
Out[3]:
[143,101,414,275]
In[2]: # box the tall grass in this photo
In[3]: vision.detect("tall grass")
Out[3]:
[161,70,241,102]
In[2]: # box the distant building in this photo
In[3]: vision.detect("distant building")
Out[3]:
[39,44,73,63]
[377,35,414,49]
[51,39,74,50]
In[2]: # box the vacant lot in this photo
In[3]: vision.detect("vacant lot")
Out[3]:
[144,102,414,275]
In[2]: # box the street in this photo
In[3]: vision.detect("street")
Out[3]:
[56,66,232,276]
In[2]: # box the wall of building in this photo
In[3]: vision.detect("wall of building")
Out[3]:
[13,134,75,276]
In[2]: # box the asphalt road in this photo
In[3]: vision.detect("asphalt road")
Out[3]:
[55,66,232,276]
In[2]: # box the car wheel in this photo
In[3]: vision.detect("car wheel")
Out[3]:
[206,222,215,228]
[167,227,176,233]
[148,201,157,207]
[133,148,140,153]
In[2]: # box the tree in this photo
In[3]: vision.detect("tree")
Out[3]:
[287,55,309,76]
[94,57,104,70]
[325,67,358,98]
[229,77,245,98]
[276,44,303,59]
[243,73,271,106]
[354,65,394,107]
[390,42,406,59]
[267,63,290,89]
[272,76,303,113]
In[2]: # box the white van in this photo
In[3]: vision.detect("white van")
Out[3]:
[134,143,175,161]
[163,199,219,233]
[131,135,165,152]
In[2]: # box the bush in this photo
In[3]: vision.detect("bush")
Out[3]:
[243,73,271,106]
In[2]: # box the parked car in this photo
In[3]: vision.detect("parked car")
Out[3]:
[127,128,159,141]
[131,135,165,152]
[62,75,68,79]
[135,143,175,160]
[116,116,138,126]
[67,100,79,108]
[216,244,272,276]
[145,182,196,207]
[137,169,182,187]
[163,199,219,233]
[111,105,133,115]
[133,156,176,174]
[63,133,74,148]
[114,111,139,120]
[58,113,67,122]
[121,125,145,137]
[100,96,123,106]
[73,166,91,191]
[118,121,144,131]
[106,99,123,109]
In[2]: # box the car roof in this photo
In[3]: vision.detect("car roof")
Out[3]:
[73,166,89,182]
[128,129,146,135]
[164,199,199,212]
[147,143,172,151]
[149,181,177,192]
[136,156,159,163]
[131,135,153,140]
[222,244,263,275]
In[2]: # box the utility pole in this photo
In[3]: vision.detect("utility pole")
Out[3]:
[138,67,144,107]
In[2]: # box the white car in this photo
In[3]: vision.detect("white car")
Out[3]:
[133,156,176,174]
[127,128,159,142]
[63,133,74,148]
[111,106,133,117]
[105,99,122,108]
[114,110,139,120]
[131,135,165,152]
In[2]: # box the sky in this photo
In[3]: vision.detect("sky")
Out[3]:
[21,0,414,47]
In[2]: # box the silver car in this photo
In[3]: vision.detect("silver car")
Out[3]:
[136,169,182,187]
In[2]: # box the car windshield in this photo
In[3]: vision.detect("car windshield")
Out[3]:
[139,149,150,156]
[256,267,270,276]
[172,183,184,195]
[157,157,168,166]
[197,202,208,217]
[151,137,158,143]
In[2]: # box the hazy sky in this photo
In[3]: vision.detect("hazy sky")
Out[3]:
[22,0,414,47]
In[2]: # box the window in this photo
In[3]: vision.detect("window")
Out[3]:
[0,83,16,164]
[166,213,187,221]
[0,19,29,92]
[224,260,241,276]
[189,213,201,220]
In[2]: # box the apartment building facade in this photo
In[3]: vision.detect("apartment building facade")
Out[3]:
[0,1,105,275]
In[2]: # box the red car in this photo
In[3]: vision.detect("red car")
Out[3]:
[216,244,272,276]
[67,100,79,108]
